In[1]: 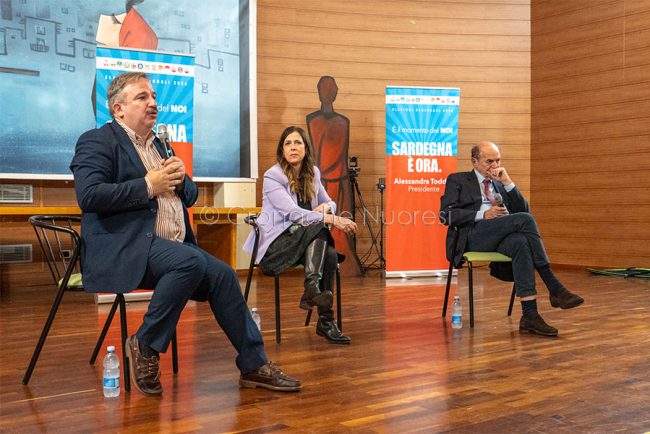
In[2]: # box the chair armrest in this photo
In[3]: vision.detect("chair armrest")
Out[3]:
[244,214,259,228]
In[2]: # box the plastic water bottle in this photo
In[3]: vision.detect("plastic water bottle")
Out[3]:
[103,345,120,398]
[251,307,261,331]
[451,296,463,329]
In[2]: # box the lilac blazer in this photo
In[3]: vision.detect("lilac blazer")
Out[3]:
[243,163,336,263]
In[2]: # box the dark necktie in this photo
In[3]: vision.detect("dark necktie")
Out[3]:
[483,179,496,206]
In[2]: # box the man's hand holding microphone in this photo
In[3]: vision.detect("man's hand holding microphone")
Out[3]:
[146,156,186,197]
[484,166,511,220]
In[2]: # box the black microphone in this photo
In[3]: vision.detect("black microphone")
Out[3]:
[156,124,172,159]
[494,193,510,213]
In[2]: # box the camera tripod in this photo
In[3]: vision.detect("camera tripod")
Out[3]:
[349,170,385,271]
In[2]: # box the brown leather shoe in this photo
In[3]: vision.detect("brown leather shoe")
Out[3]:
[125,335,163,396]
[519,313,558,337]
[550,287,584,309]
[239,362,302,392]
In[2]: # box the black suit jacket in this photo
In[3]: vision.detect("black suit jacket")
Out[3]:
[439,170,529,268]
[70,121,198,293]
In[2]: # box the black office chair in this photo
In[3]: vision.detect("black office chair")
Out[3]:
[442,226,516,327]
[243,214,343,343]
[23,215,178,391]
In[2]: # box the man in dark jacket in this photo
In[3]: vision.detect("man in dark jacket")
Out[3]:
[439,141,584,336]
[71,72,300,395]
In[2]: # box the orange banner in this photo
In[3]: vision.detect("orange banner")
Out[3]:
[385,86,460,276]
[385,156,456,274]
[173,141,193,226]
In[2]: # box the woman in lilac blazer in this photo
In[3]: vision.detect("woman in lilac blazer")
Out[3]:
[244,126,357,344]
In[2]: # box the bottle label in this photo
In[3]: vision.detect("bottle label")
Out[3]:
[104,377,119,388]
[451,315,461,324]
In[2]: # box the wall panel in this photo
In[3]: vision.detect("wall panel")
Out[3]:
[532,0,650,268]
[257,0,531,268]
[1,0,531,287]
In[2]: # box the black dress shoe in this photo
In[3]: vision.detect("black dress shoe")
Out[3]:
[519,313,558,336]
[316,320,351,344]
[550,287,584,309]
[239,362,302,392]
[125,335,163,396]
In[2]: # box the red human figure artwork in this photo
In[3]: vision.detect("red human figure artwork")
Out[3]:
[307,76,363,276]
[96,0,158,50]
[93,1,158,116]
[119,5,158,49]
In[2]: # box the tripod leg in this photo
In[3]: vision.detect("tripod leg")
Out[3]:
[351,175,382,271]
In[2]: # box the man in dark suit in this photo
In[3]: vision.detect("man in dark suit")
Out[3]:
[439,141,584,336]
[70,72,300,395]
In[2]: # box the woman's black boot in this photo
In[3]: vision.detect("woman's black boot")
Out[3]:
[316,307,351,344]
[299,239,333,310]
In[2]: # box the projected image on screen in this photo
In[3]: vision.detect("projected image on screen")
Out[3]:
[0,0,251,179]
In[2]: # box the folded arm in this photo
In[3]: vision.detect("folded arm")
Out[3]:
[71,132,152,213]
[502,184,529,213]
[439,174,479,227]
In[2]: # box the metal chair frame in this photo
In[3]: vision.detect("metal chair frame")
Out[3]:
[243,215,342,343]
[442,226,516,328]
[23,215,178,391]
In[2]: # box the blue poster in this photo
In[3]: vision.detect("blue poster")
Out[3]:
[385,87,460,158]
[95,47,194,143]
[0,0,250,179]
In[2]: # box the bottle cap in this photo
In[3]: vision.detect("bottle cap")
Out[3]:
[251,307,258,312]
[107,345,115,352]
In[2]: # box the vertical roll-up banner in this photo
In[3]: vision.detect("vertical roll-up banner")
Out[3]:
[385,86,459,277]
[94,47,195,303]
[96,47,195,215]
[95,47,195,170]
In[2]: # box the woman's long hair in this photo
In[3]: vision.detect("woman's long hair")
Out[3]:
[276,126,316,203]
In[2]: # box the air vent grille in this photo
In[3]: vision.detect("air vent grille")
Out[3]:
[0,184,33,203]
[0,244,33,263]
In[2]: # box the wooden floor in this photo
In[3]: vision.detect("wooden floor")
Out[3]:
[1,267,650,433]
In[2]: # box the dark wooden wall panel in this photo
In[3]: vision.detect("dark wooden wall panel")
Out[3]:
[531,0,650,267]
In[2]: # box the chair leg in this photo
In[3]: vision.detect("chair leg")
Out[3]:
[442,261,454,318]
[118,295,130,393]
[244,265,254,303]
[468,261,475,328]
[336,267,342,331]
[90,296,120,364]
[172,330,179,374]
[274,274,281,344]
[507,283,516,317]
[22,284,67,385]
[304,308,313,326]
